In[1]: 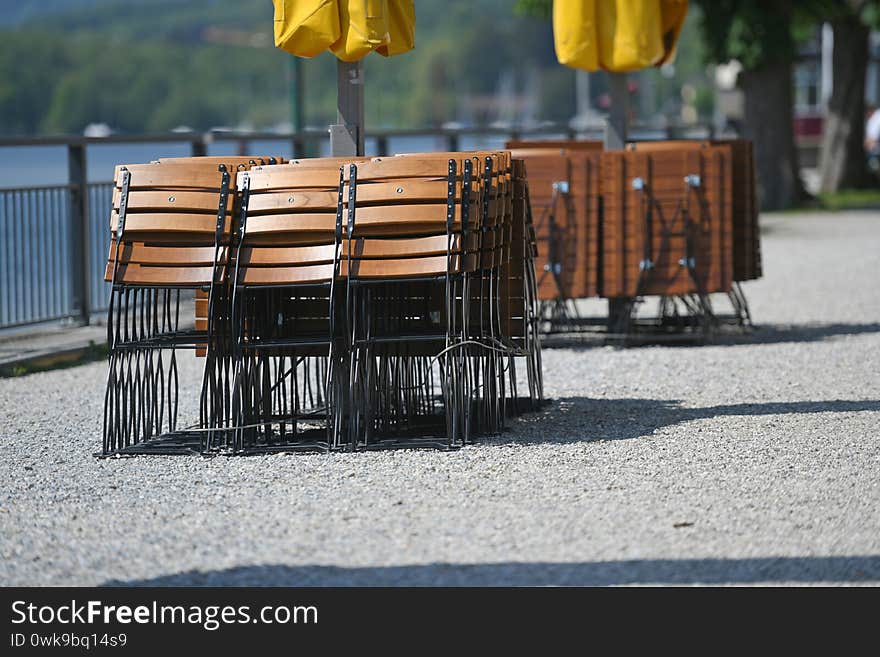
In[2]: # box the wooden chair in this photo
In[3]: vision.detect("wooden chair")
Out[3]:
[154,156,285,355]
[226,163,347,452]
[601,145,733,333]
[102,160,236,455]
[342,157,482,447]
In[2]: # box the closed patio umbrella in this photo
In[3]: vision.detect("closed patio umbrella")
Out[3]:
[273,0,416,156]
[552,0,687,147]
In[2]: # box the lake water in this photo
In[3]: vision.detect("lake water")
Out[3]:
[0,134,522,188]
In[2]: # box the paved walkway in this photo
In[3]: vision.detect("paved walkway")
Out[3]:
[0,300,195,375]
[0,322,108,374]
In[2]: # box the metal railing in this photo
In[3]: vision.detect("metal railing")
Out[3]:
[0,123,715,330]
[1,184,73,326]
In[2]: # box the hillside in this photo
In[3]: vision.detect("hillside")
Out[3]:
[0,1,709,137]
[0,0,569,136]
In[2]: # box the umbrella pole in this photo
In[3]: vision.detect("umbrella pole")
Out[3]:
[604,72,628,150]
[331,60,365,157]
[605,72,632,330]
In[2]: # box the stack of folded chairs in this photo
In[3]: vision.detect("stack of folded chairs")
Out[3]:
[506,139,761,334]
[507,141,602,303]
[101,152,543,456]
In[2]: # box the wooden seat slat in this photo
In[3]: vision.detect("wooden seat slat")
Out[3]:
[240,244,338,266]
[106,263,221,285]
[110,212,231,236]
[246,189,340,212]
[114,190,229,213]
[345,254,476,278]
[245,168,343,190]
[345,158,454,181]
[107,241,224,266]
[115,165,228,190]
[240,263,337,285]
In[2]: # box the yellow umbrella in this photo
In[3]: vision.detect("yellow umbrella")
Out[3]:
[552,0,687,148]
[553,0,687,72]
[273,1,415,155]
[273,0,415,60]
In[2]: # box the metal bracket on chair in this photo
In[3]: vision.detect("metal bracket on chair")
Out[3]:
[335,167,345,244]
[216,167,231,243]
[347,164,357,236]
[461,159,472,233]
[639,259,654,271]
[678,256,696,268]
[236,172,250,243]
[482,157,492,225]
[684,174,701,188]
[552,181,569,194]
[116,168,131,241]
[446,159,456,232]
[632,176,645,191]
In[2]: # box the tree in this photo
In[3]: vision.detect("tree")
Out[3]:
[818,0,880,192]
[695,0,822,211]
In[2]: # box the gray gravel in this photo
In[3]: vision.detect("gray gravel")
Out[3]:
[1,210,879,586]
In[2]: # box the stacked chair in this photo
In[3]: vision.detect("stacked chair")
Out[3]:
[507,142,602,328]
[507,139,762,338]
[603,141,734,333]
[101,152,543,456]
[103,156,281,455]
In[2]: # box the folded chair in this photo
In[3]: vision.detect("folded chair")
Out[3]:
[154,156,285,358]
[225,163,347,452]
[509,159,544,408]
[102,160,236,454]
[342,157,482,447]
[602,145,733,335]
[394,151,533,428]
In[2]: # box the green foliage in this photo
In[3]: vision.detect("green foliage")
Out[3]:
[514,0,552,20]
[0,0,721,136]
[693,0,850,69]
[1,0,568,136]
[818,188,880,210]
[863,1,880,30]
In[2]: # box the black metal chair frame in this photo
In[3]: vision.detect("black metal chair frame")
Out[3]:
[102,165,233,455]
[225,168,347,453]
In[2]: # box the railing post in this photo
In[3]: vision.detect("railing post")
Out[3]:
[191,136,207,157]
[376,135,389,156]
[292,133,306,158]
[446,132,459,153]
[68,143,90,325]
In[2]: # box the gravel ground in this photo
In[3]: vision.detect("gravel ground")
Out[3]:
[1,210,879,586]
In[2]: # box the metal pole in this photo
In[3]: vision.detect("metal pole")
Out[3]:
[330,59,364,157]
[605,72,630,329]
[289,56,307,157]
[604,72,628,150]
[68,144,90,325]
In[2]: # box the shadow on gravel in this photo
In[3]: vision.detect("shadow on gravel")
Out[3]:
[541,322,880,350]
[104,555,880,586]
[733,322,880,345]
[510,398,880,444]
